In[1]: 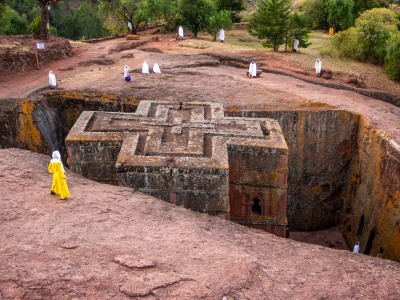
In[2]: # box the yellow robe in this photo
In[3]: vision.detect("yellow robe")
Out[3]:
[48,161,70,200]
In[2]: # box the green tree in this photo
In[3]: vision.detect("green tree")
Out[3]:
[72,1,108,40]
[355,8,399,63]
[250,0,291,51]
[352,0,388,17]
[29,15,57,36]
[145,0,180,30]
[99,0,148,34]
[324,0,355,31]
[207,10,232,41]
[215,0,245,22]
[299,0,328,30]
[385,31,400,80]
[179,0,214,38]
[0,5,29,35]
[332,7,399,70]
[286,12,311,51]
[36,0,62,39]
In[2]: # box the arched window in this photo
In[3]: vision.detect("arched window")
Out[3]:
[252,198,262,216]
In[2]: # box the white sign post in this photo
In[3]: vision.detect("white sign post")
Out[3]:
[35,42,45,69]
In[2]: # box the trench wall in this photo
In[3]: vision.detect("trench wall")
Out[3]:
[227,109,360,231]
[342,117,400,261]
[1,95,399,261]
[0,91,139,163]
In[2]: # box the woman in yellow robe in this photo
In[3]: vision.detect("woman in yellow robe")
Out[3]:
[48,150,70,200]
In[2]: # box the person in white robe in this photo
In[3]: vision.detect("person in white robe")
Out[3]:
[353,241,360,253]
[248,61,257,79]
[49,71,57,88]
[219,28,225,42]
[153,63,161,73]
[124,65,131,82]
[178,25,184,41]
[315,58,322,77]
[142,61,149,74]
[293,39,299,52]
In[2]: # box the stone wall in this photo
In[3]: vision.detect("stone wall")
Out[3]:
[65,101,289,236]
[342,117,400,261]
[227,109,360,231]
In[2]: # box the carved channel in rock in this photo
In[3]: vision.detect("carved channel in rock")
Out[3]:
[0,91,399,262]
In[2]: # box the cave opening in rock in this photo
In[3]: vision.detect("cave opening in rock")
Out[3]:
[364,229,376,255]
[252,198,262,216]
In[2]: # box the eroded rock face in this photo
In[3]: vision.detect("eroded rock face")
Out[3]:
[343,117,400,261]
[65,101,289,237]
[1,94,398,261]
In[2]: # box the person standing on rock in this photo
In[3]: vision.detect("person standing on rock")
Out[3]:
[248,61,257,79]
[315,58,322,77]
[142,61,149,74]
[124,65,131,82]
[48,150,70,200]
[153,63,161,73]
[219,28,225,43]
[49,71,57,88]
[178,25,184,41]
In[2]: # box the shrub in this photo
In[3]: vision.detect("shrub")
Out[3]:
[385,31,400,80]
[0,6,29,35]
[29,16,57,37]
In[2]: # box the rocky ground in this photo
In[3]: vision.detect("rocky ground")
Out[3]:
[1,148,400,299]
[0,31,400,298]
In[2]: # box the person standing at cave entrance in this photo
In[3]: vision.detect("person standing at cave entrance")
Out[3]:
[178,25,184,41]
[124,65,131,82]
[219,28,225,43]
[315,58,322,77]
[49,71,57,88]
[142,61,149,74]
[48,150,70,200]
[248,61,257,79]
[353,241,360,253]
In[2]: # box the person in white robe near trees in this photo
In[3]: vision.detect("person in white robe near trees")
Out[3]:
[248,61,257,79]
[153,63,161,73]
[219,28,225,42]
[142,61,149,74]
[49,71,57,88]
[315,58,322,77]
[293,39,299,52]
[178,25,184,40]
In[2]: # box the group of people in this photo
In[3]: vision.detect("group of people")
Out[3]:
[123,61,162,82]
[177,25,225,43]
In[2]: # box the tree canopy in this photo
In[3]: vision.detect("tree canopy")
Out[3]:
[250,0,292,51]
[179,0,214,38]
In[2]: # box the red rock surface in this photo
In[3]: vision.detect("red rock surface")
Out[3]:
[1,32,400,298]
[1,148,400,299]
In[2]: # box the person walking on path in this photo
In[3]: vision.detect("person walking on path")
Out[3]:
[124,65,131,82]
[315,58,322,77]
[48,150,70,200]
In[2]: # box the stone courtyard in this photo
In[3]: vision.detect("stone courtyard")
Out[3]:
[66,101,288,237]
